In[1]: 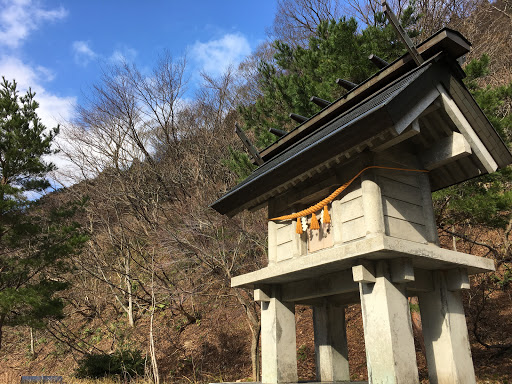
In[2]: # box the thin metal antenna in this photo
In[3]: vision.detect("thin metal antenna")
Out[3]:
[381,1,424,66]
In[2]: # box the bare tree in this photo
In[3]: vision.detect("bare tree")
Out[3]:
[269,0,342,46]
[452,0,512,86]
[58,52,268,380]
[341,0,392,26]
[56,56,191,333]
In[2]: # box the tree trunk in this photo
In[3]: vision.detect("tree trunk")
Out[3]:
[409,297,426,357]
[125,256,135,327]
[250,322,261,381]
[0,314,4,352]
[149,308,159,384]
[149,251,160,384]
[30,327,36,359]
[233,288,261,381]
[127,293,134,327]
[452,225,458,251]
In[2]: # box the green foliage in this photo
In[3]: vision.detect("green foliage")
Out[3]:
[464,54,490,91]
[75,349,145,379]
[232,11,418,179]
[409,302,420,313]
[0,77,58,206]
[0,196,88,332]
[0,77,88,348]
[297,344,308,362]
[492,270,512,289]
[466,59,512,144]
[240,13,419,143]
[223,147,256,182]
[434,169,512,229]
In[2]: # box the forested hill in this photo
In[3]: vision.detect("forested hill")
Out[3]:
[1,1,512,383]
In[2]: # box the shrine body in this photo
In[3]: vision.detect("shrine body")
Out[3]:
[211,28,512,384]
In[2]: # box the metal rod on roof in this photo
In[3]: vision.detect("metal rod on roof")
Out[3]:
[310,96,332,108]
[289,113,308,123]
[368,54,389,69]
[269,127,287,138]
[382,1,424,66]
[234,122,264,165]
[336,78,357,90]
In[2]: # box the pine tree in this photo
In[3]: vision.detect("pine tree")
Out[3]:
[0,77,87,350]
[0,77,57,203]
[230,10,419,179]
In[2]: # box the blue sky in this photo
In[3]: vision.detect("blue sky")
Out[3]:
[0,0,278,130]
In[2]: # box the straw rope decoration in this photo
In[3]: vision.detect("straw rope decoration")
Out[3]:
[269,166,429,234]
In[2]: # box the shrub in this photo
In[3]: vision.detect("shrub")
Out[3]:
[75,349,145,379]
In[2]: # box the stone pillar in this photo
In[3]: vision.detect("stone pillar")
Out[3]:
[313,302,349,382]
[418,172,440,245]
[268,219,278,264]
[418,271,476,384]
[261,286,298,383]
[361,170,385,236]
[357,261,419,384]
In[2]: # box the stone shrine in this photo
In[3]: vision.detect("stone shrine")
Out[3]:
[211,27,512,384]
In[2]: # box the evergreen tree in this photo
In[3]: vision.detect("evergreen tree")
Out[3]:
[232,10,418,178]
[0,78,87,350]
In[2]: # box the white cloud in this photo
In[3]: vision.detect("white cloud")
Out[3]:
[0,56,75,127]
[0,0,67,49]
[109,46,138,64]
[0,56,76,179]
[0,1,75,184]
[71,42,138,67]
[190,33,251,76]
[0,0,74,129]
[72,40,97,66]
[70,43,139,68]
[35,64,55,81]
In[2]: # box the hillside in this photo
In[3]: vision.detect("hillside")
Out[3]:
[1,261,511,383]
[1,1,512,383]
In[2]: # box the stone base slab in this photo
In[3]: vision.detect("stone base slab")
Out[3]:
[232,234,494,288]
[210,382,368,384]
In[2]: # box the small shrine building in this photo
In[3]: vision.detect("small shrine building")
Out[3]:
[211,26,512,384]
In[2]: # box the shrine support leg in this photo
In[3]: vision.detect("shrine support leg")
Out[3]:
[313,302,349,382]
[358,261,419,384]
[261,286,298,384]
[418,271,476,384]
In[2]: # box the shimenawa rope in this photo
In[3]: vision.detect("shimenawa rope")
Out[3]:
[269,165,428,234]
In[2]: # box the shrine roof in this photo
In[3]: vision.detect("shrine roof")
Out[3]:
[258,28,471,162]
[211,29,512,217]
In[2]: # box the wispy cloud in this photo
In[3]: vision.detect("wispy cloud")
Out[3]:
[0,1,75,180]
[109,46,138,64]
[71,41,138,67]
[0,55,77,179]
[0,0,67,49]
[0,56,76,129]
[190,33,251,76]
[72,40,97,66]
[0,0,74,129]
